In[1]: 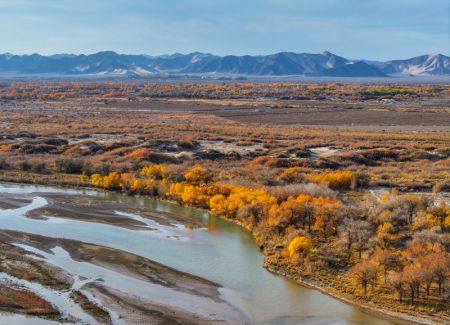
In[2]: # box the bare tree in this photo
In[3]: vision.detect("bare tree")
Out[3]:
[389,272,406,303]
[349,260,378,295]
[371,249,401,284]
[339,218,372,261]
[402,265,422,304]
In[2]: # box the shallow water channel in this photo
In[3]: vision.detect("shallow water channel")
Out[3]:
[0,182,393,324]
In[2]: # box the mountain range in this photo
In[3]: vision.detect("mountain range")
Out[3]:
[0,51,448,78]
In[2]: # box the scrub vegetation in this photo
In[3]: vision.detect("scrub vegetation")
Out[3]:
[0,81,449,324]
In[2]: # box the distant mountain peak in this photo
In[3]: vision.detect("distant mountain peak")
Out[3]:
[1,52,14,59]
[0,51,448,77]
[95,50,119,55]
[377,53,449,76]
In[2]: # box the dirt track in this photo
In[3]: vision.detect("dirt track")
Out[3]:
[99,99,450,131]
[212,108,450,131]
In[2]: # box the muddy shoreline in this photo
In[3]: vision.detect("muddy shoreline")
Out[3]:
[264,264,439,325]
[0,230,247,324]
[25,192,205,231]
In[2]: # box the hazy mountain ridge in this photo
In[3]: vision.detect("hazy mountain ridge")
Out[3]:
[0,51,448,77]
[376,54,450,76]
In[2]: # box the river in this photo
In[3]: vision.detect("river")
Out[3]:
[0,182,393,324]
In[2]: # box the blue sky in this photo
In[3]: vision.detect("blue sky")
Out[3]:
[0,0,448,60]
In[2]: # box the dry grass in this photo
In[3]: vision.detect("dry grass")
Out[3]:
[0,286,58,316]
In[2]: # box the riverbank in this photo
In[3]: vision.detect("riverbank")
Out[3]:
[26,192,205,230]
[0,176,448,325]
[0,229,247,324]
[226,217,447,325]
[0,238,109,324]
[264,263,441,325]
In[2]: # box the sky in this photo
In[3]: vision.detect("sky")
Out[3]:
[0,0,448,60]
